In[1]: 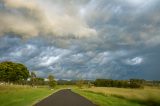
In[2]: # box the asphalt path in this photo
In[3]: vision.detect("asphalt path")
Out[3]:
[34,89,97,106]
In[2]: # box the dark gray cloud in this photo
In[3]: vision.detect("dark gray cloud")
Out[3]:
[0,0,160,80]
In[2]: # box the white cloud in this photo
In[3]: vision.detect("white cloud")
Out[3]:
[126,0,152,6]
[39,56,60,67]
[10,44,37,57]
[125,57,143,65]
[27,46,71,67]
[90,50,129,65]
[70,53,85,63]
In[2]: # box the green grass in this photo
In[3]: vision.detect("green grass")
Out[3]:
[0,85,55,106]
[1,85,159,106]
[73,89,145,106]
[80,87,160,106]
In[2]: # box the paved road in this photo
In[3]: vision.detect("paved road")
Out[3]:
[34,89,97,106]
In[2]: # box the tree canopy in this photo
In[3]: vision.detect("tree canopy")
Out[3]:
[0,61,29,82]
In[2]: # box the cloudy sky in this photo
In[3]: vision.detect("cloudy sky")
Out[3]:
[0,0,160,80]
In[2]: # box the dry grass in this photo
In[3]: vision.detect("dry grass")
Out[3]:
[82,86,160,105]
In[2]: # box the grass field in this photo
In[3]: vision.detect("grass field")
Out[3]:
[74,89,144,106]
[1,85,160,106]
[74,86,160,106]
[0,85,55,106]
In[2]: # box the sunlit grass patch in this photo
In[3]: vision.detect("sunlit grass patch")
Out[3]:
[0,85,54,106]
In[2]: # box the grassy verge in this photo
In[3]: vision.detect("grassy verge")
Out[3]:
[81,87,160,106]
[73,89,144,106]
[0,85,55,106]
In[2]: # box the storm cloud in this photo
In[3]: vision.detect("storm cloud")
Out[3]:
[0,0,96,38]
[0,0,160,80]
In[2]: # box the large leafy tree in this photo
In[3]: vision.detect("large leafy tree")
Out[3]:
[0,61,29,82]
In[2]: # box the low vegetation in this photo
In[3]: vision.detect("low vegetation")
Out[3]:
[78,87,160,106]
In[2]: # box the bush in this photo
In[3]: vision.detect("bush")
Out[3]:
[48,80,57,88]
[48,75,57,88]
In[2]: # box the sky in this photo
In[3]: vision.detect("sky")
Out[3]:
[0,0,160,80]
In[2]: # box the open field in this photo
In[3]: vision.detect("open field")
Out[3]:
[74,86,160,106]
[0,85,55,106]
[1,85,160,106]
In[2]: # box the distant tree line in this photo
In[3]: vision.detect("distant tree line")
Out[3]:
[57,80,77,85]
[144,80,160,87]
[56,79,160,88]
[94,79,160,88]
[94,79,145,88]
[57,79,93,85]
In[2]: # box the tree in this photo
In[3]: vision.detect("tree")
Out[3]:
[87,82,92,88]
[35,77,45,85]
[76,80,84,89]
[48,75,57,88]
[0,61,29,83]
[30,72,36,87]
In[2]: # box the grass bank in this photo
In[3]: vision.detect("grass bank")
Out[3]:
[74,86,160,106]
[83,87,160,106]
[74,89,144,106]
[0,85,54,106]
